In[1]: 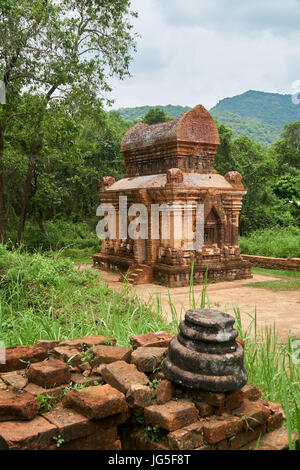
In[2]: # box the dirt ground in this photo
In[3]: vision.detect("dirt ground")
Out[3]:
[78,265,300,342]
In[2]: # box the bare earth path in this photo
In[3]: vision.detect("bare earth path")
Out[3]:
[77,265,300,342]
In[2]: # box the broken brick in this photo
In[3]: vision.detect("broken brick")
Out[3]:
[43,403,109,443]
[202,415,244,444]
[130,332,173,349]
[59,335,116,351]
[193,401,215,417]
[233,399,271,430]
[126,383,152,408]
[131,347,167,372]
[225,389,244,411]
[0,346,47,372]
[241,384,261,401]
[28,360,71,388]
[34,340,60,352]
[155,379,175,405]
[266,402,285,432]
[101,360,149,394]
[241,428,298,450]
[144,400,199,432]
[0,388,40,421]
[53,346,83,367]
[0,416,58,450]
[167,421,204,450]
[229,424,266,450]
[0,370,28,389]
[63,383,127,419]
[92,345,131,366]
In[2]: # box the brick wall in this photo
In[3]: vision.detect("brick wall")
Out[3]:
[241,255,300,272]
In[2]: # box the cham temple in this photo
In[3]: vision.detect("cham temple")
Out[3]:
[93,105,252,286]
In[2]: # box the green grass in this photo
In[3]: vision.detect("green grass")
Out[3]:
[245,279,300,291]
[251,267,300,279]
[0,246,299,446]
[239,226,300,258]
[246,267,300,291]
[0,245,176,348]
[234,307,300,447]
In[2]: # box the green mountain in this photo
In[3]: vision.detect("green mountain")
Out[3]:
[210,109,280,145]
[117,91,300,145]
[211,90,300,130]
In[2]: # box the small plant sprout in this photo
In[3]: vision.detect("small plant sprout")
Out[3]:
[37,393,54,414]
[53,435,65,448]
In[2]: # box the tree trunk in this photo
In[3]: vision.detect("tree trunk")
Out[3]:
[16,141,40,245]
[0,129,6,242]
[37,208,48,237]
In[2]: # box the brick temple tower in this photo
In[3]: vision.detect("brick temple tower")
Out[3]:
[93,105,252,286]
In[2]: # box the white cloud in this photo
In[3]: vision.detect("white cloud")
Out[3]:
[108,0,300,110]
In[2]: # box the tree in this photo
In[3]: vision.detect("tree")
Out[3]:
[143,107,170,125]
[281,122,300,154]
[0,0,137,243]
[0,0,54,241]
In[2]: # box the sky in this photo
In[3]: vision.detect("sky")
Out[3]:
[108,0,300,111]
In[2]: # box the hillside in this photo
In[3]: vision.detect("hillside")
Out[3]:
[210,110,280,145]
[211,90,300,130]
[116,91,300,145]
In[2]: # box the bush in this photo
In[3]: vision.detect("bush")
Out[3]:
[239,226,300,258]
[5,218,101,254]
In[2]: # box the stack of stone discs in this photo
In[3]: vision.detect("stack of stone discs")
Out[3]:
[163,309,248,392]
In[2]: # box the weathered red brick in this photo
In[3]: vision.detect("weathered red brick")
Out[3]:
[70,373,101,387]
[24,382,66,401]
[168,421,204,450]
[195,391,225,407]
[126,383,152,408]
[63,384,127,419]
[125,429,169,450]
[229,424,266,450]
[0,370,28,389]
[202,415,244,444]
[130,331,173,349]
[0,416,57,450]
[43,403,108,443]
[241,428,298,450]
[131,347,167,372]
[144,400,199,432]
[233,399,271,430]
[266,401,285,432]
[225,389,244,411]
[101,360,149,394]
[155,379,175,405]
[28,359,71,388]
[34,340,60,351]
[194,401,215,417]
[78,362,91,373]
[0,379,7,390]
[0,346,48,372]
[53,346,83,367]
[241,384,261,401]
[92,345,131,366]
[57,430,121,450]
[0,388,40,421]
[59,335,116,350]
[216,439,230,450]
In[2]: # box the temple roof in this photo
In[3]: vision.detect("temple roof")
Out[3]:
[105,173,234,192]
[121,105,220,152]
